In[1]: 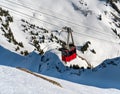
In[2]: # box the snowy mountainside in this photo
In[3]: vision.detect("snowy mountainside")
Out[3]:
[1,65,120,94]
[0,65,72,94]
[0,0,120,92]
[1,42,120,90]
[0,0,120,68]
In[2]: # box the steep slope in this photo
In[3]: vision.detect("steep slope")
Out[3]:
[0,0,120,92]
[0,0,120,68]
[0,45,120,90]
[1,65,120,94]
[0,1,120,91]
[0,65,73,94]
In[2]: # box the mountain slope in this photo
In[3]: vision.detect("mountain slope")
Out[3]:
[0,0,120,92]
[0,65,120,94]
[0,0,120,68]
[0,45,120,89]
[0,65,72,94]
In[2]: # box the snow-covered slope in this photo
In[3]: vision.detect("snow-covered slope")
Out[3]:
[0,0,120,93]
[0,0,120,68]
[0,65,120,94]
[0,45,120,90]
[0,65,72,94]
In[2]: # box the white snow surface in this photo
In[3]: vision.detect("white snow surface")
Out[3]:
[0,0,120,67]
[0,0,120,93]
[0,46,120,93]
[0,65,120,94]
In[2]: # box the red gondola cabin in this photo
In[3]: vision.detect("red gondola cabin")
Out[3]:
[61,45,76,62]
[60,27,77,62]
